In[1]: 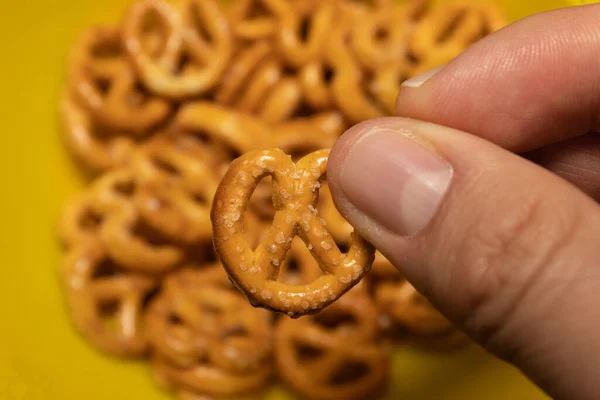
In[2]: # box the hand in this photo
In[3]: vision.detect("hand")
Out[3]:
[327,4,600,400]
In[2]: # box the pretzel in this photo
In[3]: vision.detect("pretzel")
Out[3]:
[122,0,233,99]
[170,101,268,166]
[68,26,172,132]
[326,6,388,123]
[270,0,336,68]
[59,168,141,249]
[349,4,408,71]
[60,241,158,356]
[370,252,453,336]
[211,148,375,317]
[227,0,279,41]
[215,41,302,124]
[274,291,389,400]
[408,1,507,74]
[60,94,134,174]
[147,266,272,398]
[146,266,272,369]
[316,183,354,246]
[152,357,270,400]
[131,137,219,244]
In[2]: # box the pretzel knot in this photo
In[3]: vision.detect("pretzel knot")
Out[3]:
[147,267,272,398]
[68,26,172,132]
[211,148,375,317]
[274,291,389,400]
[122,0,233,99]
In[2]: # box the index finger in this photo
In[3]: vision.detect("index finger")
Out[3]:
[396,4,600,152]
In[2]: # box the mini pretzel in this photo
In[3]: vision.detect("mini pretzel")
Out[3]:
[274,291,389,400]
[122,0,233,99]
[227,0,279,41]
[148,267,272,398]
[349,5,408,71]
[170,101,268,163]
[408,1,507,73]
[60,94,133,174]
[211,148,375,317]
[152,357,271,400]
[146,266,272,371]
[59,169,140,248]
[370,252,453,335]
[61,241,158,357]
[270,0,336,67]
[131,137,219,244]
[215,41,302,124]
[327,9,385,123]
[68,26,172,132]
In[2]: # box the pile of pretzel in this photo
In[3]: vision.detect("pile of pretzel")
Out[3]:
[58,0,506,399]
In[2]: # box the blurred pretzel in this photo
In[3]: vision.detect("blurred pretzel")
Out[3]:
[59,169,138,247]
[409,1,507,74]
[122,0,233,99]
[270,0,336,67]
[227,0,279,41]
[327,6,385,123]
[68,26,172,132]
[61,241,158,357]
[278,239,322,286]
[370,252,453,335]
[60,94,133,174]
[211,148,375,317]
[171,101,268,167]
[132,137,219,244]
[215,41,302,124]
[152,357,270,400]
[274,291,389,400]
[146,266,272,372]
[349,4,407,71]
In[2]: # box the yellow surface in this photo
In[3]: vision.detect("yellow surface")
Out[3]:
[0,0,578,399]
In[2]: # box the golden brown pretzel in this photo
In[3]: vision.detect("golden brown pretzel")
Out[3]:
[349,4,408,71]
[409,1,507,74]
[211,148,375,317]
[326,5,386,123]
[59,169,140,249]
[60,241,158,357]
[60,94,134,174]
[152,357,271,400]
[274,291,389,400]
[370,252,453,336]
[170,101,268,163]
[122,0,233,99]
[215,41,302,124]
[270,0,336,67]
[147,266,272,398]
[146,266,272,371]
[227,0,279,41]
[131,136,219,244]
[68,26,171,132]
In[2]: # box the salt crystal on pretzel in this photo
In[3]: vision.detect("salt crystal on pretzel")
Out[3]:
[211,148,375,317]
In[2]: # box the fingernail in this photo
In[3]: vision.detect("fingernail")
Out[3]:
[401,65,444,88]
[340,128,453,236]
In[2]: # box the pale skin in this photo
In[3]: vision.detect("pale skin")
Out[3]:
[327,4,600,400]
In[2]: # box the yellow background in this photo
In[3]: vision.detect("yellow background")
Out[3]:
[0,0,581,399]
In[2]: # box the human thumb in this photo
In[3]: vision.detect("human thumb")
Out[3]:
[327,117,600,400]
